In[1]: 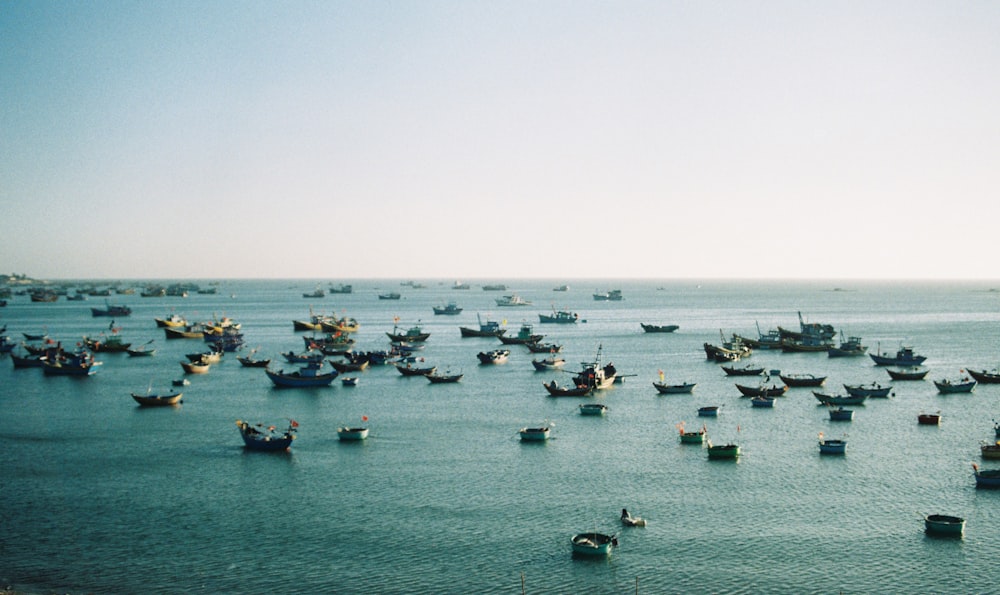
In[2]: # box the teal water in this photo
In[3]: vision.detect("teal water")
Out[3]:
[2,279,1000,594]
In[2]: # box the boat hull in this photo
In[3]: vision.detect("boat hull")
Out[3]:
[571,533,615,556]
[337,427,369,441]
[924,515,964,536]
[131,392,183,406]
[653,382,695,394]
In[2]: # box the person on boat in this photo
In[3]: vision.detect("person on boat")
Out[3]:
[621,509,630,521]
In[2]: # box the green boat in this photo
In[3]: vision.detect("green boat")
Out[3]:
[707,441,740,459]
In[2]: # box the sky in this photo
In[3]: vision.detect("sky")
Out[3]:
[2,1,999,280]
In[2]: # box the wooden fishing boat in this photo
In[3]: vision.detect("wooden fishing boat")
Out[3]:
[698,406,721,417]
[337,427,369,441]
[236,350,271,367]
[779,337,833,353]
[341,376,359,386]
[459,315,506,338]
[870,345,926,366]
[721,364,765,376]
[966,368,1000,384]
[163,324,206,339]
[126,346,156,357]
[592,289,623,301]
[980,441,1000,460]
[778,373,827,387]
[736,383,789,397]
[917,412,941,425]
[571,532,616,556]
[497,323,543,345]
[10,351,47,368]
[828,407,854,421]
[543,380,592,397]
[579,403,608,416]
[495,293,531,307]
[180,360,210,374]
[236,419,297,451]
[84,333,131,353]
[678,423,707,444]
[972,462,1000,488]
[131,391,183,406]
[887,366,929,380]
[426,371,463,383]
[924,514,965,536]
[828,334,867,357]
[90,302,132,317]
[538,309,578,324]
[778,311,836,341]
[525,341,562,354]
[653,381,696,394]
[432,301,463,315]
[386,324,430,342]
[531,356,566,371]
[813,392,866,406]
[519,426,550,441]
[818,435,846,455]
[394,363,436,377]
[154,314,188,328]
[640,323,679,333]
[330,359,369,373]
[281,349,325,364]
[568,345,617,390]
[750,396,776,408]
[42,346,101,376]
[477,349,510,364]
[266,361,338,387]
[843,382,892,398]
[706,441,740,459]
[935,377,976,393]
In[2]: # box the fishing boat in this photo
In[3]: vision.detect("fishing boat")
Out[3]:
[736,382,789,398]
[329,358,369,373]
[187,350,222,365]
[42,346,102,376]
[966,368,1000,384]
[386,324,430,342]
[592,289,623,301]
[265,361,338,387]
[84,330,132,353]
[90,302,132,317]
[828,407,854,421]
[569,346,617,390]
[525,341,562,354]
[497,323,543,345]
[870,345,927,366]
[236,419,297,451]
[126,343,156,357]
[972,462,1000,488]
[495,293,531,307]
[779,336,834,353]
[750,396,776,408]
[337,427,369,441]
[302,287,325,298]
[778,311,836,341]
[735,323,783,350]
[980,441,1000,460]
[653,381,696,394]
[341,376,359,386]
[538,309,578,324]
[131,390,183,406]
[531,356,565,371]
[180,360,210,374]
[10,351,47,368]
[620,509,646,527]
[918,412,941,425]
[432,301,463,315]
[778,373,827,387]
[154,313,188,328]
[706,441,740,459]
[721,363,765,376]
[328,284,353,294]
[477,349,510,364]
[843,382,893,398]
[237,350,271,368]
[813,392,866,406]
[281,349,325,364]
[571,532,616,556]
[426,371,463,383]
[543,380,593,397]
[394,363,436,377]
[818,433,846,455]
[378,292,401,300]
[320,316,361,334]
[677,422,707,444]
[579,403,608,416]
[553,285,569,292]
[640,323,679,333]
[698,406,721,417]
[828,334,867,357]
[459,315,506,338]
[887,366,929,380]
[934,377,976,394]
[924,514,965,536]
[703,334,753,362]
[163,324,207,339]
[519,426,550,441]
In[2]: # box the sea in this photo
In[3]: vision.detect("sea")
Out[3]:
[2,279,1000,594]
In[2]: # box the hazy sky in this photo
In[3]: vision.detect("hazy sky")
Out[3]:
[2,1,998,280]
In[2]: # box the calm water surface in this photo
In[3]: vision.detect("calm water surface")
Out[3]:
[2,279,1000,594]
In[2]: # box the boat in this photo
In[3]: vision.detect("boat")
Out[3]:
[531,356,566,371]
[426,371,463,383]
[934,377,976,394]
[818,433,846,455]
[477,349,510,364]
[813,392,866,406]
[539,308,578,324]
[126,343,156,357]
[525,341,562,353]
[10,351,47,368]
[918,412,941,425]
[828,334,868,357]
[131,390,183,406]
[579,403,609,416]
[386,324,430,342]
[497,323,543,345]
[592,289,623,301]
[640,323,679,333]
[843,382,893,398]
[459,314,506,338]
[265,361,338,387]
[778,373,827,387]
[328,284,353,294]
[887,366,929,380]
[378,292,401,300]
[90,302,132,317]
[735,382,789,398]
[163,324,206,339]
[180,360,210,374]
[237,349,271,368]
[780,335,834,353]
[394,363,436,377]
[736,323,783,350]
[432,302,463,315]
[704,333,753,362]
[236,419,297,451]
[154,313,188,328]
[966,368,1000,384]
[172,378,190,387]
[750,396,776,408]
[828,407,854,421]
[302,287,325,298]
[571,532,616,556]
[337,426,369,441]
[924,514,965,536]
[187,349,223,364]
[42,346,102,376]
[281,349,325,364]
[495,293,531,307]
[778,311,836,341]
[553,285,569,292]
[721,364,765,376]
[677,422,707,444]
[84,327,132,352]
[706,441,740,459]
[519,426,550,441]
[653,381,696,394]
[451,280,470,290]
[972,462,1000,488]
[341,376,359,386]
[542,380,593,397]
[569,345,617,390]
[482,284,507,291]
[870,345,927,366]
[698,406,721,417]
[620,509,646,527]
[980,441,1000,460]
[329,358,369,373]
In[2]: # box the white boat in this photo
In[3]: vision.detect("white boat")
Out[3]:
[337,426,369,441]
[495,293,531,307]
[519,426,550,441]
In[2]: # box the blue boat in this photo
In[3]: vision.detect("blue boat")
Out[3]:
[265,361,338,387]
[42,345,102,376]
[818,434,846,455]
[237,419,297,451]
[828,407,855,421]
[698,406,721,417]
[869,345,927,366]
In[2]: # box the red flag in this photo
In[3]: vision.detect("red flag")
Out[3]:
[289,419,299,428]
[362,415,369,422]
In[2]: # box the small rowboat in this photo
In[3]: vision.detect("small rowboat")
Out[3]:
[934,378,977,394]
[981,441,1000,460]
[519,426,550,441]
[972,462,1000,488]
[571,532,616,556]
[843,382,892,398]
[131,391,183,406]
[924,514,965,536]
[698,406,721,417]
[828,407,854,421]
[653,381,696,394]
[337,427,369,441]
[818,437,847,455]
[918,412,941,425]
[180,360,210,374]
[579,403,608,416]
[750,396,775,408]
[887,366,929,381]
[778,373,826,387]
[707,442,740,459]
